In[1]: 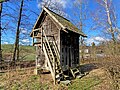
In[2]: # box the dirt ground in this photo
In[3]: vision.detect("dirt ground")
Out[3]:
[0,65,113,90]
[39,66,113,90]
[88,68,112,90]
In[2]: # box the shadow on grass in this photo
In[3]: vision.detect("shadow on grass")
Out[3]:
[80,63,98,73]
[0,72,5,76]
[0,86,4,90]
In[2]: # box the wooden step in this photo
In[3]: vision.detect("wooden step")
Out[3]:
[56,72,63,76]
[55,67,60,70]
[70,68,81,78]
[56,68,62,72]
[56,69,62,73]
[56,74,60,78]
[60,80,71,85]
[55,65,61,69]
[56,61,60,64]
[76,74,84,78]
[72,68,77,72]
[33,42,41,46]
[56,68,62,71]
[54,54,57,57]
[56,75,64,82]
[33,36,41,38]
[56,71,61,74]
[64,75,70,80]
[74,70,80,75]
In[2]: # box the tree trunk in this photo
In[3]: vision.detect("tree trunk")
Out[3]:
[12,0,24,63]
[104,0,116,54]
[0,3,2,64]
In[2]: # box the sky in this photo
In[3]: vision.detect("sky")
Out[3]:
[1,0,120,46]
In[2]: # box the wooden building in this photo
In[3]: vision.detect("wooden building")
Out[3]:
[30,7,86,84]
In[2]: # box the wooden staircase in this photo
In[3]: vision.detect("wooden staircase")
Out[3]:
[42,30,67,84]
[70,67,84,79]
[31,29,88,84]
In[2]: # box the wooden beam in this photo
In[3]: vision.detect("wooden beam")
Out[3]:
[30,28,41,37]
[32,28,41,32]
[41,27,43,52]
[33,42,41,45]
[32,9,44,30]
[32,36,41,38]
[32,35,54,39]
[32,31,34,46]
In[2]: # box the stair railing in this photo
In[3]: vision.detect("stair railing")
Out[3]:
[52,40,60,60]
[44,43,53,65]
[43,43,55,82]
[42,29,56,84]
[52,41,61,66]
[51,37,65,81]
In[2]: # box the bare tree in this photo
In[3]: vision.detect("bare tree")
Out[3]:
[93,0,119,54]
[0,3,3,64]
[103,0,116,49]
[73,0,88,60]
[0,0,9,64]
[73,0,88,30]
[37,0,67,17]
[0,0,38,63]
[12,0,24,63]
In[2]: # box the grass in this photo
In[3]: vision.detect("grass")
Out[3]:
[0,61,114,90]
[1,44,115,89]
[0,69,50,90]
[10,75,42,90]
[0,74,102,90]
[0,68,105,90]
[68,76,102,90]
[2,44,36,61]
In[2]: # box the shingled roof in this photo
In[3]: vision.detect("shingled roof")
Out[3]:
[32,7,86,37]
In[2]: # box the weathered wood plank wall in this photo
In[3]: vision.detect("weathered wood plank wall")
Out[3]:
[36,14,60,67]
[60,31,79,70]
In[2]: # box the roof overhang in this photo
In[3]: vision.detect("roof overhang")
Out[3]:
[30,7,69,37]
[65,28,87,37]
[30,7,87,37]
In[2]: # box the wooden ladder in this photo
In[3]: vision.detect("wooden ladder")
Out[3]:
[42,30,65,84]
[70,67,84,79]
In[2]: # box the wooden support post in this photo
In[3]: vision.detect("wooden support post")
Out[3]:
[34,46,38,75]
[33,38,34,46]
[54,54,56,85]
[40,27,43,70]
[41,27,43,51]
[32,31,34,46]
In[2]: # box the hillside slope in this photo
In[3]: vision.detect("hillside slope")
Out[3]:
[2,44,36,61]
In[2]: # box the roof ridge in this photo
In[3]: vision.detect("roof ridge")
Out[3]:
[44,7,86,37]
[31,7,86,37]
[45,7,70,22]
